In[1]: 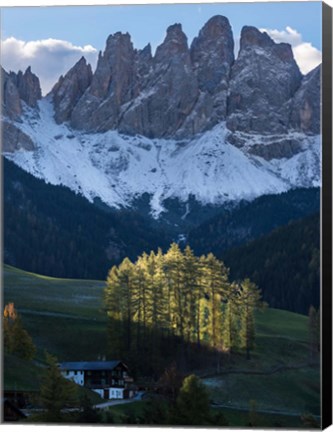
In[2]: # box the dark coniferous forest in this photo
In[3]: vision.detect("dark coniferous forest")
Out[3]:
[3,158,170,279]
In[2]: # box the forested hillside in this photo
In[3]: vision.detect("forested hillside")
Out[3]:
[3,158,170,279]
[188,188,320,256]
[222,213,320,314]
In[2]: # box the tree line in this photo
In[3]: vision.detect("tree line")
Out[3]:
[104,243,263,375]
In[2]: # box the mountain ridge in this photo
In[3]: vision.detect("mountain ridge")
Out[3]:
[1,15,321,217]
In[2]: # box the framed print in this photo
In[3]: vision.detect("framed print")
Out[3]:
[1,0,332,429]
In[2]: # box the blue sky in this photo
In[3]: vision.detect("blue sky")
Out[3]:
[1,2,322,51]
[1,2,323,93]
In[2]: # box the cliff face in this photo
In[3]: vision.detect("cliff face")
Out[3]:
[1,66,41,152]
[227,26,303,135]
[289,64,321,135]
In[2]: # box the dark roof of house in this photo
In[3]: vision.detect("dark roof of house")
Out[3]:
[59,360,126,371]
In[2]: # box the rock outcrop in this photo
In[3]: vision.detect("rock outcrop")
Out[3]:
[289,64,321,134]
[190,15,234,123]
[2,121,36,152]
[227,26,303,134]
[51,57,92,124]
[1,66,41,120]
[1,68,22,120]
[71,32,137,131]
[16,66,42,108]
[119,23,199,138]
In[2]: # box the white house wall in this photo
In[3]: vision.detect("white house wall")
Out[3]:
[109,388,124,399]
[61,370,84,386]
[91,387,124,399]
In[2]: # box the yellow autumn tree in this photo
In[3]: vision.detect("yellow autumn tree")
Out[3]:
[3,302,36,360]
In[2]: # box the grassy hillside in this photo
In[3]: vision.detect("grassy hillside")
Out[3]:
[3,264,320,424]
[201,308,320,420]
[3,264,107,361]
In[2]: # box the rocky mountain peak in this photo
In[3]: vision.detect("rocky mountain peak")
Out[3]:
[240,26,274,51]
[138,43,152,60]
[17,66,42,108]
[227,25,303,136]
[154,23,189,63]
[105,31,132,54]
[197,15,233,39]
[70,31,137,131]
[51,56,92,124]
[1,67,22,120]
[76,56,89,68]
[190,15,234,91]
[1,65,41,119]
[5,15,319,144]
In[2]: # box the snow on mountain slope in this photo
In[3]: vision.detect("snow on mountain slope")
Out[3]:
[3,98,320,218]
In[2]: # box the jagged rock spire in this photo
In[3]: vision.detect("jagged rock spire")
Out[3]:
[51,56,92,124]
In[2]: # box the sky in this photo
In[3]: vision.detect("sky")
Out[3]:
[1,1,323,94]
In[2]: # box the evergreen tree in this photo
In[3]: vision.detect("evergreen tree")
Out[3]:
[105,266,127,358]
[172,375,211,425]
[183,246,202,345]
[221,285,241,353]
[164,243,186,340]
[200,254,230,370]
[40,353,78,422]
[132,255,149,355]
[238,279,262,360]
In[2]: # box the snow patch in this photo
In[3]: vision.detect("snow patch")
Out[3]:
[3,98,321,219]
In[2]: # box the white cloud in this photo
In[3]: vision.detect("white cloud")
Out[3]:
[259,26,322,75]
[1,37,98,95]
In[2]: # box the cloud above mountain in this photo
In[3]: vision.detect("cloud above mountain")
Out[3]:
[1,37,98,94]
[259,26,322,74]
